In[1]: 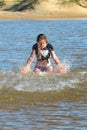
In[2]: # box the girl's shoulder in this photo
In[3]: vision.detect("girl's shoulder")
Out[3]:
[47,43,54,50]
[32,43,38,50]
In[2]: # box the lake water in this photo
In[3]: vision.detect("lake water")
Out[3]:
[0,20,87,130]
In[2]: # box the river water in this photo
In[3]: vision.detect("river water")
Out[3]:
[0,20,87,130]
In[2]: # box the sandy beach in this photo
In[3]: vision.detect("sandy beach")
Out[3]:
[0,0,87,20]
[0,10,87,20]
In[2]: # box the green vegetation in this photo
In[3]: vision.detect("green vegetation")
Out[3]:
[0,0,5,7]
[16,0,81,5]
[5,0,38,11]
[2,0,87,11]
[65,0,87,7]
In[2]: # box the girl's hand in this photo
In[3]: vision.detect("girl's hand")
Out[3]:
[59,67,66,74]
[56,65,66,74]
[20,67,26,74]
[20,65,31,74]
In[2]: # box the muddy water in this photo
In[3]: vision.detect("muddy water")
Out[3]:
[0,20,87,130]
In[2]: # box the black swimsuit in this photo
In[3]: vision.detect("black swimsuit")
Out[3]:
[32,43,54,61]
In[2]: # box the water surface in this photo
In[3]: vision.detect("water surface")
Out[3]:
[0,20,87,130]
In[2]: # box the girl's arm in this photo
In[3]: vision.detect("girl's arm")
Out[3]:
[51,51,66,73]
[26,50,35,67]
[20,50,35,73]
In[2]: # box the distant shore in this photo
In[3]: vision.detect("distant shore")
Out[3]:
[0,0,87,20]
[0,4,87,20]
[0,11,87,20]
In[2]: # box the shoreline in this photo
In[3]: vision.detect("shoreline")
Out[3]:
[0,9,87,20]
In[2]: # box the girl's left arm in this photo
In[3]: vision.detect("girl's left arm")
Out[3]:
[51,51,66,73]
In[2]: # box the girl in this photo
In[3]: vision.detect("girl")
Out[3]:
[20,34,65,74]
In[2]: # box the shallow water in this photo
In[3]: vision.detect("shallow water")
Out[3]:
[0,20,87,130]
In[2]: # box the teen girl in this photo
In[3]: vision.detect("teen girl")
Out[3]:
[20,34,65,74]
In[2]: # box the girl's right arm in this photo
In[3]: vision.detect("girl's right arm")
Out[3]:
[20,50,35,74]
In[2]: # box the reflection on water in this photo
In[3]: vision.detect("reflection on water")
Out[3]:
[0,20,87,130]
[0,101,87,130]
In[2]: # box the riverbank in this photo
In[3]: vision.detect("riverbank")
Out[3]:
[0,10,87,20]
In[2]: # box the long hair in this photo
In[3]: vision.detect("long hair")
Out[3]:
[37,34,48,60]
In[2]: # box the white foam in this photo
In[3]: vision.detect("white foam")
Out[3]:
[61,60,72,72]
[0,67,85,92]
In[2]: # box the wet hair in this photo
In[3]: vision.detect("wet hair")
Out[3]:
[37,34,48,60]
[37,34,48,43]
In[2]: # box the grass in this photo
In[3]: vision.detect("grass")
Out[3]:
[3,0,87,11]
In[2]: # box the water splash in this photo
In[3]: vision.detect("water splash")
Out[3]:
[61,60,72,71]
[0,67,86,93]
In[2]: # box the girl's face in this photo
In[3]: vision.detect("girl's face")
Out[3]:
[39,39,47,49]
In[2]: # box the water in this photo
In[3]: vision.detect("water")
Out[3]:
[0,20,87,130]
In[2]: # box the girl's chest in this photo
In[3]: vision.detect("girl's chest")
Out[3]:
[41,49,50,57]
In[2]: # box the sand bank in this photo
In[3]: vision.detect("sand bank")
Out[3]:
[0,0,87,20]
[0,9,87,20]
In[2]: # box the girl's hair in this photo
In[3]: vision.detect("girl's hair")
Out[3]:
[37,34,48,60]
[37,34,48,43]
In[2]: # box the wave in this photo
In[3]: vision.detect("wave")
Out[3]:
[0,68,86,93]
[0,68,86,109]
